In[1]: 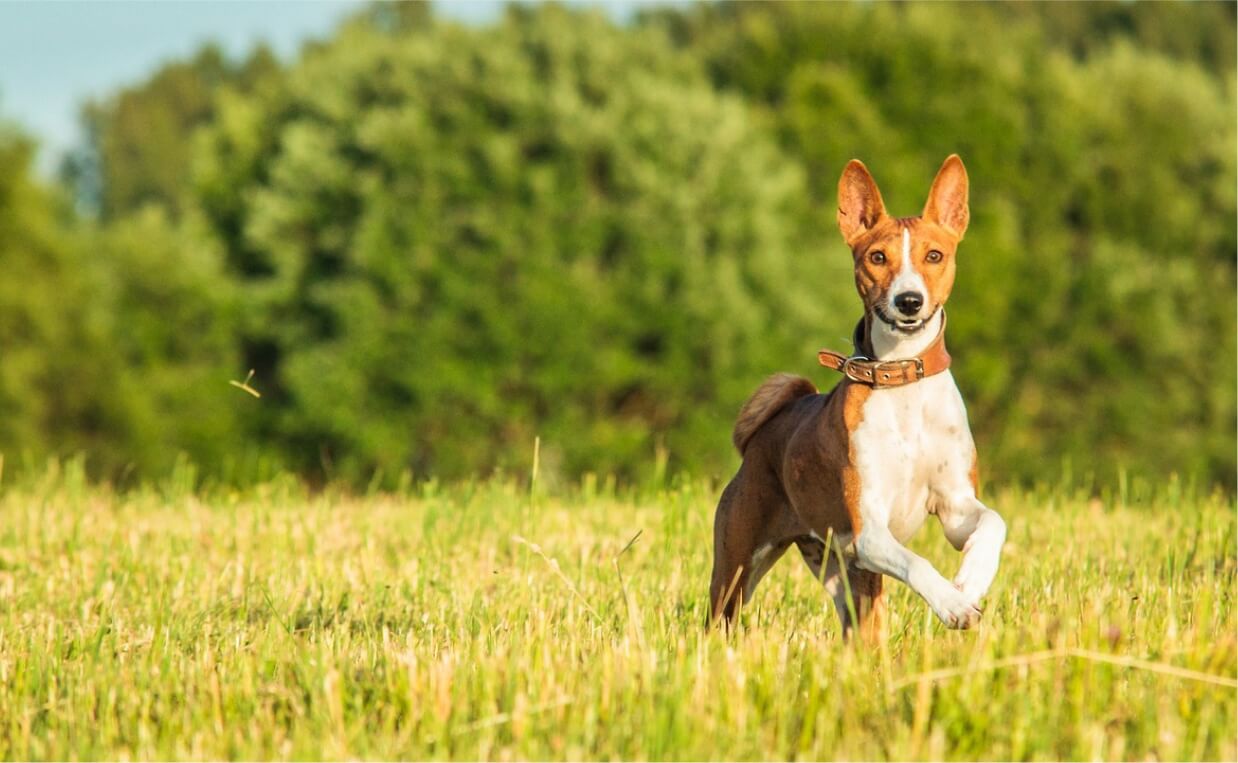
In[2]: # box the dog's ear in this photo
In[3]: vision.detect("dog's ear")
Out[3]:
[837,160,887,246]
[923,154,969,239]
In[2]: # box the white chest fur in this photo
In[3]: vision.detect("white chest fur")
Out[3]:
[849,370,975,543]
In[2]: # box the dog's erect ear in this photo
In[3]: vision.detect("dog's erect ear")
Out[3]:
[923,154,969,239]
[837,159,887,246]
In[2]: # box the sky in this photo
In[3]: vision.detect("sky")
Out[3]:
[0,1,667,176]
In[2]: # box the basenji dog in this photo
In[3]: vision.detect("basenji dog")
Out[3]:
[709,155,1006,637]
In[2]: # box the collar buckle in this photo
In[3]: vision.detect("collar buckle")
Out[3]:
[868,358,925,388]
[841,355,872,384]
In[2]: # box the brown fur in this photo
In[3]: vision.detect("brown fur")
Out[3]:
[710,155,971,640]
[709,379,875,630]
[732,374,818,454]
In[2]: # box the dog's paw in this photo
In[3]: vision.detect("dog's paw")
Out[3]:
[930,584,983,629]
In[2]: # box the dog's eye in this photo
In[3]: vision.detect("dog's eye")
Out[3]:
[926,250,943,263]
[868,251,886,265]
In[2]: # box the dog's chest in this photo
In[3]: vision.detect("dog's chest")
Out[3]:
[850,372,974,542]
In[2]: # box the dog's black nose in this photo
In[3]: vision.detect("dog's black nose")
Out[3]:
[893,291,924,316]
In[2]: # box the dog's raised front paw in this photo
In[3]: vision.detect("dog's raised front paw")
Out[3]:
[930,583,983,629]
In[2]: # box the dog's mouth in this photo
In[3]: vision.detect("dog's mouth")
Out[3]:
[873,306,932,334]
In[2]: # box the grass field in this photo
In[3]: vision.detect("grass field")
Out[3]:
[0,463,1233,760]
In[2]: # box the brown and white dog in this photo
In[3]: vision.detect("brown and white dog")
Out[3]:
[709,155,1006,637]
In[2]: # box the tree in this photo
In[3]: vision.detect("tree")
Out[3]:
[0,126,103,461]
[193,4,829,482]
[0,122,245,481]
[63,44,279,219]
[84,208,245,479]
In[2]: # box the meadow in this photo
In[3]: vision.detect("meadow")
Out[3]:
[0,462,1233,761]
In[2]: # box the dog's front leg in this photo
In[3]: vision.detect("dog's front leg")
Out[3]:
[937,495,1007,606]
[854,525,982,628]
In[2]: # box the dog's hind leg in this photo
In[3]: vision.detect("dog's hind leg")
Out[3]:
[797,536,885,641]
[709,474,791,627]
[833,566,886,642]
[795,535,829,579]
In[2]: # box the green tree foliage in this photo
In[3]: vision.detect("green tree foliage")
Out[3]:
[83,208,243,477]
[1001,1,1236,73]
[1,2,1234,488]
[194,5,828,481]
[643,1,1237,484]
[63,44,279,219]
[0,123,242,479]
[0,127,106,459]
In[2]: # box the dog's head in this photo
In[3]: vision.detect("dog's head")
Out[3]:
[836,155,969,334]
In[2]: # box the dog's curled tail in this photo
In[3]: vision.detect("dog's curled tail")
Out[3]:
[733,373,817,455]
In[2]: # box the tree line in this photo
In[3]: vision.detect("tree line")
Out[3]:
[0,1,1233,489]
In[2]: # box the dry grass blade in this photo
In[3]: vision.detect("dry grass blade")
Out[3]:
[420,696,576,745]
[613,529,647,650]
[709,564,745,629]
[452,696,575,736]
[512,535,605,626]
[891,647,1238,691]
[618,529,643,557]
[1067,647,1238,689]
[228,369,261,398]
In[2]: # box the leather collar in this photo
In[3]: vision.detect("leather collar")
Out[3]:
[817,311,952,388]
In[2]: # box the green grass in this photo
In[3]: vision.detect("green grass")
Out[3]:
[0,464,1233,760]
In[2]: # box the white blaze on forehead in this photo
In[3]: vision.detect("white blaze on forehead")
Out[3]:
[890,225,927,300]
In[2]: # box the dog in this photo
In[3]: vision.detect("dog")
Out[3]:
[709,155,1006,637]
